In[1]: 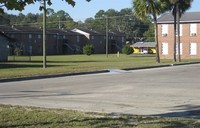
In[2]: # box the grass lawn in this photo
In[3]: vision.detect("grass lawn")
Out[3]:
[0,54,199,79]
[0,104,200,128]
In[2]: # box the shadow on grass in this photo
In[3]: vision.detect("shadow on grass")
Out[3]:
[1,114,199,128]
[8,60,103,63]
[0,60,103,69]
[130,54,156,58]
[0,63,65,69]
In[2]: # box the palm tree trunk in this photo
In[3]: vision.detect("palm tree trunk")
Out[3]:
[177,2,181,62]
[173,4,177,62]
[153,15,160,63]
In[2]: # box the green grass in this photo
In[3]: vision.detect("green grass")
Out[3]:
[0,104,200,128]
[0,54,199,79]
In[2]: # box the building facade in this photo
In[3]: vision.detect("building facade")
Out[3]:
[157,12,200,59]
[131,42,156,54]
[0,33,9,62]
[0,26,126,55]
[73,28,126,54]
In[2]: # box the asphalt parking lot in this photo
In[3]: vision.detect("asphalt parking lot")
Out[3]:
[0,64,200,118]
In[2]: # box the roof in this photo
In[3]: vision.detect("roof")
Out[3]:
[73,28,125,36]
[157,12,200,24]
[0,26,42,33]
[0,26,83,35]
[73,28,104,36]
[47,29,83,36]
[131,42,156,47]
[0,32,10,39]
[0,32,13,42]
[98,30,126,36]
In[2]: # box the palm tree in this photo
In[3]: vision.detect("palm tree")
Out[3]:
[133,0,169,63]
[168,0,193,62]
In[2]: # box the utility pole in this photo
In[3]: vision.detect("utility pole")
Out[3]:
[106,16,108,57]
[58,15,61,29]
[42,0,46,68]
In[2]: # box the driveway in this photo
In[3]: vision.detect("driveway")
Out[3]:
[0,64,200,118]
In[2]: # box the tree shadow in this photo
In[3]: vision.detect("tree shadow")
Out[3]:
[0,60,103,69]
[0,91,91,99]
[0,63,65,69]
[152,104,200,119]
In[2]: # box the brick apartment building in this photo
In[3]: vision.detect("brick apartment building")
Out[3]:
[73,28,126,54]
[0,26,126,55]
[157,12,200,59]
[0,26,84,55]
[0,32,9,61]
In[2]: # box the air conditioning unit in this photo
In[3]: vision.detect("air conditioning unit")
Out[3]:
[191,33,196,36]
[162,34,167,37]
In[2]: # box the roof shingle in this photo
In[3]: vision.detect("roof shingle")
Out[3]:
[157,12,200,24]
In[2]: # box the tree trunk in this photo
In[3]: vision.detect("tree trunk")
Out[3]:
[153,16,160,63]
[173,4,177,62]
[177,2,181,62]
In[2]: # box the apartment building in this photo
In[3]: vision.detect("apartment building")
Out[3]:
[157,12,200,59]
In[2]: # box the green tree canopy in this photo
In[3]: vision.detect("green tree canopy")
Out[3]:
[0,0,91,13]
[133,0,169,63]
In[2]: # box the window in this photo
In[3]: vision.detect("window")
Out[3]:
[190,43,197,55]
[29,34,32,39]
[77,36,80,43]
[190,24,197,36]
[122,37,125,42]
[91,36,94,40]
[162,42,168,55]
[176,24,182,36]
[161,24,168,36]
[38,34,41,39]
[176,43,182,55]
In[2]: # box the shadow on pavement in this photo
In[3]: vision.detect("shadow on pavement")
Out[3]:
[152,104,200,119]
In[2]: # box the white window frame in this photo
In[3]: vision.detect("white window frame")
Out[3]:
[176,24,182,36]
[162,42,168,55]
[28,34,32,39]
[77,35,80,43]
[122,37,125,42]
[176,43,182,55]
[91,35,94,40]
[190,24,197,36]
[38,34,41,39]
[190,42,197,55]
[161,24,168,36]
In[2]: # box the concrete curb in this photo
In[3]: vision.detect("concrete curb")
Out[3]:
[0,70,109,83]
[0,62,200,83]
[122,61,200,71]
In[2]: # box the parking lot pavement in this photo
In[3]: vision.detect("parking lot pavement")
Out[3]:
[0,64,200,118]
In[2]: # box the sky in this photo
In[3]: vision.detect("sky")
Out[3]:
[6,0,200,21]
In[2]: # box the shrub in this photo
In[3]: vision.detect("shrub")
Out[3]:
[122,45,133,55]
[14,47,21,56]
[83,44,95,56]
[148,49,153,54]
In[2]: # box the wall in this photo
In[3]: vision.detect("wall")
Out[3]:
[158,23,200,59]
[0,35,8,62]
